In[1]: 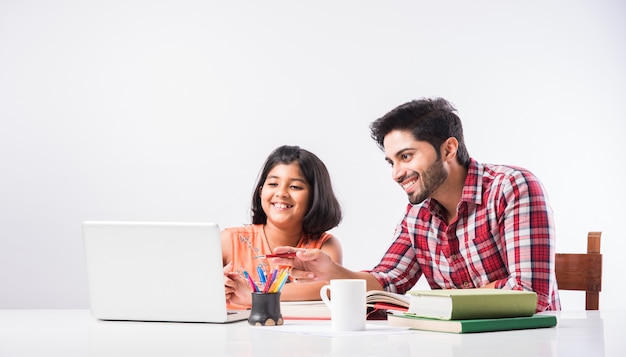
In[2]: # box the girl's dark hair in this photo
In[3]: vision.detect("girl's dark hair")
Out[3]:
[251,145,342,237]
[369,97,470,167]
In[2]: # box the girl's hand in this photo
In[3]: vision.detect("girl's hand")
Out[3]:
[223,262,253,306]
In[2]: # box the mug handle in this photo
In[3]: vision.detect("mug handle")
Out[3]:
[320,284,331,309]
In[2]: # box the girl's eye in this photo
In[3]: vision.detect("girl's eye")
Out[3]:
[266,183,278,187]
[290,185,303,190]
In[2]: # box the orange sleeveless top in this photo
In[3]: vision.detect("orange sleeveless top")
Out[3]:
[223,224,334,309]
[223,224,333,278]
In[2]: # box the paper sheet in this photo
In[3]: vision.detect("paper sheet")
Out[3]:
[254,322,413,337]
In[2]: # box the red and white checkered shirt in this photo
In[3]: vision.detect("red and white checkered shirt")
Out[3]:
[367,159,561,312]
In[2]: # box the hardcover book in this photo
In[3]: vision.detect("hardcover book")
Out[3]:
[387,313,557,334]
[407,289,537,320]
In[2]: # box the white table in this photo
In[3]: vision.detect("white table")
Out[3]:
[0,309,622,356]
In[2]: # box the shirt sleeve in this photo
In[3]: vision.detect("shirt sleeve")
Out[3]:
[364,216,422,294]
[494,170,558,312]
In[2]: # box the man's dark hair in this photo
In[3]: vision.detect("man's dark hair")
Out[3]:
[369,97,470,167]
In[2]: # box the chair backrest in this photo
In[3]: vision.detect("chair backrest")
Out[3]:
[555,231,603,310]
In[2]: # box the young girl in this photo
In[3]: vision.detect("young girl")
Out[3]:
[222,145,342,308]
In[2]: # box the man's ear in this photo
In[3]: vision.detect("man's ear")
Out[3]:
[442,137,458,162]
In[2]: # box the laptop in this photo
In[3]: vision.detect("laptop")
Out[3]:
[82,221,250,323]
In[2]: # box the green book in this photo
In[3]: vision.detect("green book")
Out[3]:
[387,313,557,334]
[407,289,537,320]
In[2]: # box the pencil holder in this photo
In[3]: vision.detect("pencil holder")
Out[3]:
[248,292,283,326]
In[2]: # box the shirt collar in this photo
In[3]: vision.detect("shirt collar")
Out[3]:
[461,158,484,206]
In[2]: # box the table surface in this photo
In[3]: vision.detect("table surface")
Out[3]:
[1,309,623,357]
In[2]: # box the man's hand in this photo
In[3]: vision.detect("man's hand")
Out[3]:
[269,247,336,281]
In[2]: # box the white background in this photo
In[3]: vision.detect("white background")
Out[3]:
[1,0,624,310]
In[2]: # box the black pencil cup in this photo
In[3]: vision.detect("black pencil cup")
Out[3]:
[248,292,283,326]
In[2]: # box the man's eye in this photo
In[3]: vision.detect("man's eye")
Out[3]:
[401,154,411,161]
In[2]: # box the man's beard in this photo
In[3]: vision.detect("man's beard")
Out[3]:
[408,158,448,204]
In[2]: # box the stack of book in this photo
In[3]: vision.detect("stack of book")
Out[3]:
[386,289,557,334]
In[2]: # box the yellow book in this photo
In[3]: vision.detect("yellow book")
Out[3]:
[407,289,537,320]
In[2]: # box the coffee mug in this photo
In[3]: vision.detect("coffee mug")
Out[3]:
[320,279,366,331]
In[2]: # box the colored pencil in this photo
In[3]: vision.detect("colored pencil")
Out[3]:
[243,270,258,292]
[259,252,297,259]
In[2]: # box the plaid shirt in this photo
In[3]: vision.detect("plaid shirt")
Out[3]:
[367,159,561,312]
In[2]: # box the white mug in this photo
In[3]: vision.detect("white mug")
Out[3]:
[320,279,366,331]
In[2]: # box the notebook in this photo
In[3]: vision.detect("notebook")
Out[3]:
[82,221,250,323]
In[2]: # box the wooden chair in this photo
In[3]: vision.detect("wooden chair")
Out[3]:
[555,231,603,310]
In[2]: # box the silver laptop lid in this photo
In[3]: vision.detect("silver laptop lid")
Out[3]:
[82,221,249,323]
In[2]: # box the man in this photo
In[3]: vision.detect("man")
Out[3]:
[273,97,560,311]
